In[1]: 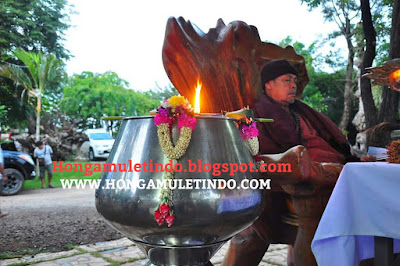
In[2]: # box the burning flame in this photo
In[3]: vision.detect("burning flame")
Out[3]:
[389,69,400,91]
[390,69,400,81]
[194,79,202,114]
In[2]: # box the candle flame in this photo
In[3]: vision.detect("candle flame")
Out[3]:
[194,79,202,114]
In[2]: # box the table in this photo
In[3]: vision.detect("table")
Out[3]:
[311,162,400,266]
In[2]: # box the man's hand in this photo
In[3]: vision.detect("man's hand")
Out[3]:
[2,175,7,185]
[361,154,377,162]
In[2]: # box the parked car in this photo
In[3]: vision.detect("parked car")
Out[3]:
[84,129,115,161]
[1,150,36,196]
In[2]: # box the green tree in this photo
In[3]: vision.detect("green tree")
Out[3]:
[278,37,331,114]
[0,105,8,135]
[378,0,400,123]
[301,0,395,130]
[0,86,32,130]
[0,0,72,131]
[309,70,348,124]
[151,83,179,101]
[60,71,162,129]
[301,0,360,131]
[365,0,393,66]
[0,49,63,140]
[0,0,71,60]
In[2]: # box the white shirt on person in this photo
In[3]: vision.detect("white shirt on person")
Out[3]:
[34,145,53,166]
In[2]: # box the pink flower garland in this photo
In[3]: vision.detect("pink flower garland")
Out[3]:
[153,96,196,227]
[238,117,258,140]
[177,113,196,130]
[154,108,196,130]
[237,117,263,164]
[239,122,258,140]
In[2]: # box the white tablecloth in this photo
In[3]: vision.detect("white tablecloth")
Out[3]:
[311,162,400,266]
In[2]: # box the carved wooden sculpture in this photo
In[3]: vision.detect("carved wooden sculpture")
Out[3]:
[162,17,309,112]
[162,17,339,266]
[363,58,400,91]
[261,146,342,266]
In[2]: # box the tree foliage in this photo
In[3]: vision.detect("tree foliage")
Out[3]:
[0,49,64,139]
[0,105,8,132]
[0,0,71,60]
[303,0,359,130]
[369,0,393,65]
[0,0,72,131]
[300,0,395,130]
[378,0,400,123]
[60,71,165,129]
[279,36,328,114]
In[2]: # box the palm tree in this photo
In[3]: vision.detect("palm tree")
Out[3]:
[0,49,60,140]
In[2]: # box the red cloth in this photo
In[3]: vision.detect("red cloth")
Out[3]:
[253,94,357,164]
[299,115,345,163]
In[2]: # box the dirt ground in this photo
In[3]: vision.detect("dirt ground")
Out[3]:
[0,186,123,254]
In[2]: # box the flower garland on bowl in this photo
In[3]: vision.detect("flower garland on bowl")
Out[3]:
[153,95,196,227]
[237,117,264,170]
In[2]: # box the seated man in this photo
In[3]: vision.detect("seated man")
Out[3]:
[223,59,359,266]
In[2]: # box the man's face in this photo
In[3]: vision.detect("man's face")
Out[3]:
[264,74,297,106]
[38,145,44,149]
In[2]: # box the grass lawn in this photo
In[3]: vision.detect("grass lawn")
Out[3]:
[24,161,103,189]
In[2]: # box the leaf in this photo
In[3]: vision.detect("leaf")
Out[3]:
[0,63,33,90]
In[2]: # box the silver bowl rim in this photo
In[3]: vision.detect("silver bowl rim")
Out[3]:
[123,115,236,121]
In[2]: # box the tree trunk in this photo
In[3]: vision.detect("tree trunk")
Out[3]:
[360,0,378,129]
[353,58,365,132]
[35,94,41,177]
[378,0,400,123]
[36,95,41,141]
[27,114,36,135]
[339,18,356,131]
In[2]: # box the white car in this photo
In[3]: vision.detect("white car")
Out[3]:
[84,129,115,161]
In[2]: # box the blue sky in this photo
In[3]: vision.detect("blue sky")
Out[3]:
[64,0,343,91]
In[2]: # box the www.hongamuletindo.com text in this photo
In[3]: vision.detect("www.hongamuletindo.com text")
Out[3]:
[60,178,272,190]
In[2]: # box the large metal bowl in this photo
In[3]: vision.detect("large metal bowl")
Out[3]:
[95,116,266,265]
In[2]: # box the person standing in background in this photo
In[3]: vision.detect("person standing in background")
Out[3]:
[34,141,55,189]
